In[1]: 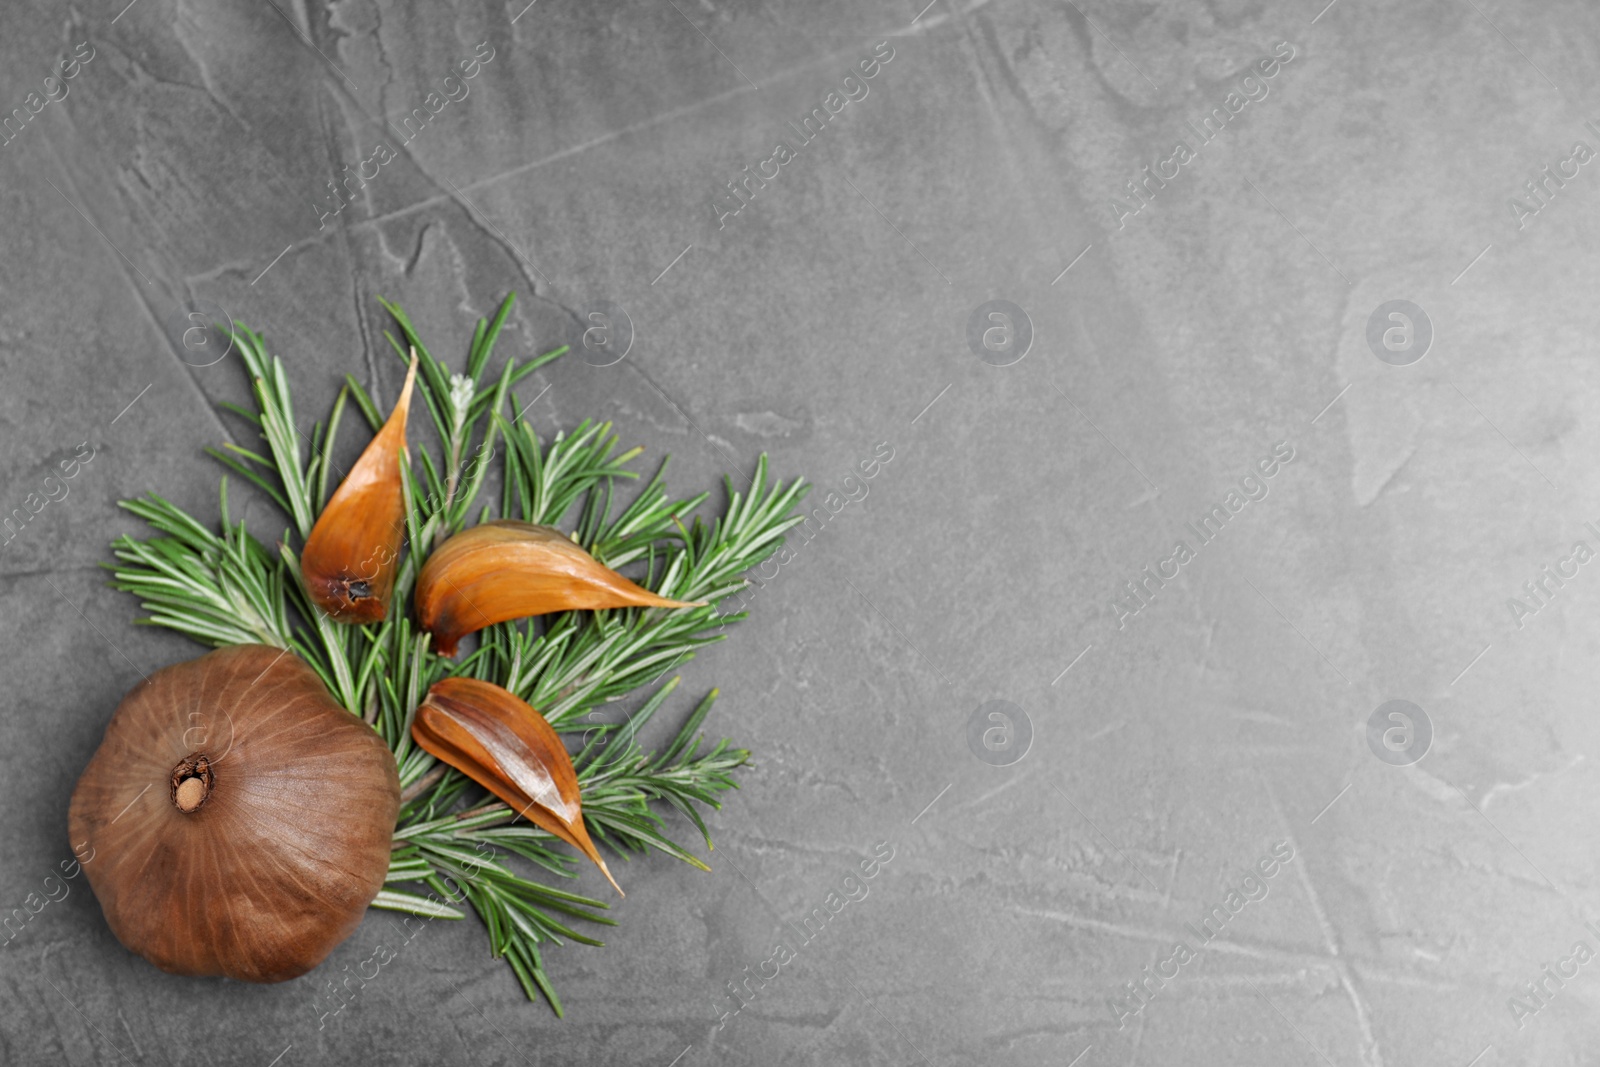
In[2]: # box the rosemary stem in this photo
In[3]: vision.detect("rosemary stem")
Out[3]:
[399,764,447,804]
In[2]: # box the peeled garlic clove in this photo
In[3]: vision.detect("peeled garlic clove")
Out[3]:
[68,645,400,983]
[300,353,417,622]
[416,519,704,656]
[413,676,622,895]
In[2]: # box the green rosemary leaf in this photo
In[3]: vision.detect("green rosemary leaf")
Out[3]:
[654,687,720,770]
[370,889,465,919]
[314,385,350,511]
[342,372,382,432]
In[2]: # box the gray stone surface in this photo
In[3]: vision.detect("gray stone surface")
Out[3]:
[4,0,1600,1063]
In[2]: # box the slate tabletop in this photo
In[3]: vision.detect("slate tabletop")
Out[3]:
[4,0,1600,1064]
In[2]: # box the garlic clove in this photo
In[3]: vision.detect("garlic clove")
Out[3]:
[415,519,704,656]
[300,352,417,623]
[412,676,622,895]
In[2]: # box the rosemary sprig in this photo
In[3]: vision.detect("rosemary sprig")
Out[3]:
[104,293,808,1014]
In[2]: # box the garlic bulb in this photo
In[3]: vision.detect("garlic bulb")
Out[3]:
[68,645,400,983]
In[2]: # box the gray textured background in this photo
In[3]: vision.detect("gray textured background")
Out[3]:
[5,0,1600,1064]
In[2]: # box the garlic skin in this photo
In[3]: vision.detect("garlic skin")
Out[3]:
[416,520,705,656]
[68,645,400,983]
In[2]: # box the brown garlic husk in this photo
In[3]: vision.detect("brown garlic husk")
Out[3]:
[300,353,417,623]
[412,676,621,895]
[68,645,400,983]
[415,520,705,656]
